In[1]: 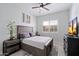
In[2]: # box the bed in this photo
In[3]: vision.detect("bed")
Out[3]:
[17,25,53,56]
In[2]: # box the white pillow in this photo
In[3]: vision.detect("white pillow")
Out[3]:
[24,33,30,38]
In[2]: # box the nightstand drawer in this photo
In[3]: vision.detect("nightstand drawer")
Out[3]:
[4,40,20,47]
[3,39,20,56]
[5,45,20,55]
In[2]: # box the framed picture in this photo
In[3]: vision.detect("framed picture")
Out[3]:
[23,13,30,23]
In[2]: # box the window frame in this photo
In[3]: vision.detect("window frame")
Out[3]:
[42,20,58,33]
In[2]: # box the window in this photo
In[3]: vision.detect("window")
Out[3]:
[43,20,58,32]
[43,21,49,32]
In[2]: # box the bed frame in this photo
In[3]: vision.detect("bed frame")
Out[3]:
[21,39,53,56]
[17,25,53,56]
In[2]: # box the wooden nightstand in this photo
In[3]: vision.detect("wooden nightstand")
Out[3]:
[3,39,20,56]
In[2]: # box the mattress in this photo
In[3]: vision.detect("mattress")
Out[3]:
[22,36,52,49]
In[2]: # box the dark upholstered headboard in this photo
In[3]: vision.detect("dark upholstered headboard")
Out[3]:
[17,25,33,39]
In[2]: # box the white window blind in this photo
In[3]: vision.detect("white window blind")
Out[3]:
[43,20,58,32]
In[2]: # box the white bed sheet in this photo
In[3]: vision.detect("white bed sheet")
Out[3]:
[22,36,52,49]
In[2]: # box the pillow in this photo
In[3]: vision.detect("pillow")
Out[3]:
[24,33,30,38]
[29,33,32,37]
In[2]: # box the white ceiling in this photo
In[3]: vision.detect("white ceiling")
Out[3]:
[16,3,72,16]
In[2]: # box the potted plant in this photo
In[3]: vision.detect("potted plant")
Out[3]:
[7,21,16,40]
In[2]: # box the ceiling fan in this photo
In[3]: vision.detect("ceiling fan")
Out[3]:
[32,3,51,11]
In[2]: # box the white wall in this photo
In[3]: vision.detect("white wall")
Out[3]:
[70,3,79,36]
[70,3,79,19]
[0,4,36,52]
[36,10,70,45]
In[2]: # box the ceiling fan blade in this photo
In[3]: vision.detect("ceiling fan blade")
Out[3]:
[32,6,40,9]
[44,3,51,6]
[42,7,49,11]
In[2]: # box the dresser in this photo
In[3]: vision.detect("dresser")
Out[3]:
[64,35,79,56]
[3,39,20,56]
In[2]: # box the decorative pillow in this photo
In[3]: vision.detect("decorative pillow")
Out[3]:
[29,32,32,37]
[24,33,30,38]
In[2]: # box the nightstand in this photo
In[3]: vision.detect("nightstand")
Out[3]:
[35,32,40,36]
[36,34,40,36]
[3,39,20,56]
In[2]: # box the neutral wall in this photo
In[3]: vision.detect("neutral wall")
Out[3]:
[70,3,79,19]
[0,4,36,52]
[70,3,79,36]
[36,10,70,45]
